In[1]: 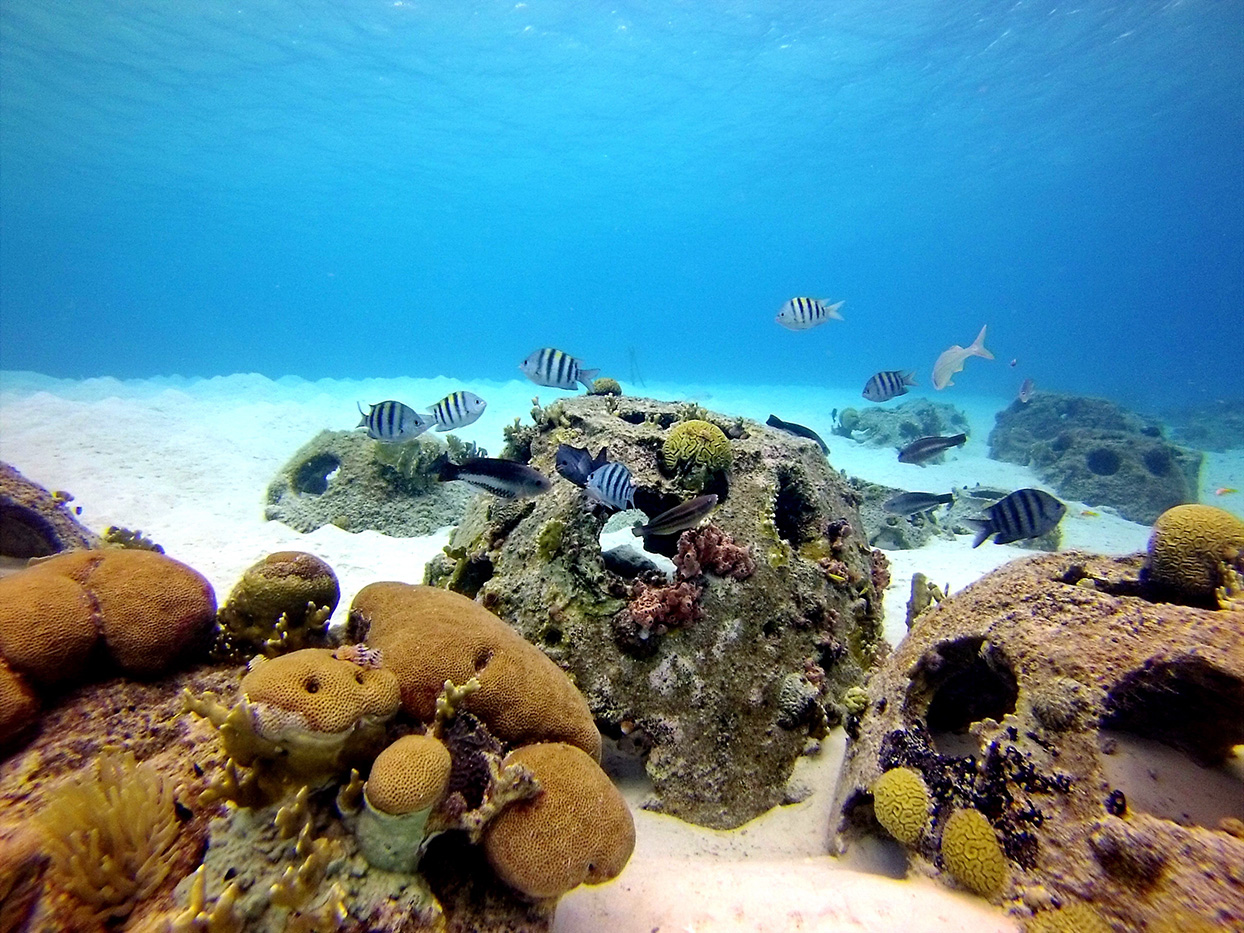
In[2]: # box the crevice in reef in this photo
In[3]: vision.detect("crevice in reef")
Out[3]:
[773,466,820,547]
[906,637,1019,757]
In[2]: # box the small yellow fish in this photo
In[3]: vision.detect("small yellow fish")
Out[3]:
[1216,487,1238,496]
[1080,510,1099,517]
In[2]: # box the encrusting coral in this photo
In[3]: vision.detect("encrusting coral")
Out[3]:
[214,551,340,659]
[34,750,181,924]
[481,742,636,901]
[1143,503,1244,606]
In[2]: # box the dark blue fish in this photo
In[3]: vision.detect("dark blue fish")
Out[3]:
[766,415,829,454]
[555,444,609,488]
[967,488,1066,546]
[437,457,552,499]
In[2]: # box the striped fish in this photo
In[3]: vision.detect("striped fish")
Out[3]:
[519,348,600,391]
[967,488,1066,547]
[357,400,433,442]
[584,461,635,511]
[775,297,845,331]
[429,390,487,431]
[862,370,916,403]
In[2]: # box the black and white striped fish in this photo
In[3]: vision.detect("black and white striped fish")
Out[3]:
[863,370,917,403]
[966,488,1066,547]
[775,297,845,331]
[519,348,600,391]
[584,461,635,511]
[437,456,552,499]
[357,400,433,442]
[429,391,487,431]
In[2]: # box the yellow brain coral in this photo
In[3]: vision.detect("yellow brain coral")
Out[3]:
[1145,504,1244,604]
[349,583,601,760]
[871,766,930,846]
[482,742,635,900]
[662,419,733,484]
[1024,902,1112,933]
[940,808,1007,898]
[366,733,453,816]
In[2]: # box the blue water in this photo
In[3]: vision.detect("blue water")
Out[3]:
[1,1,1241,412]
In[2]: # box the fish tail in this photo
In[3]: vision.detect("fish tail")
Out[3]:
[969,325,994,360]
[578,368,601,388]
[966,518,993,548]
[903,371,917,386]
[825,300,845,320]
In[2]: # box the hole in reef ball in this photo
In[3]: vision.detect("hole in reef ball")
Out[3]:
[293,452,343,496]
[1085,447,1122,476]
[1142,447,1172,477]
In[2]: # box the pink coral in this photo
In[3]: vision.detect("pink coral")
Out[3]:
[870,548,891,591]
[627,580,702,635]
[333,643,385,669]
[675,525,756,581]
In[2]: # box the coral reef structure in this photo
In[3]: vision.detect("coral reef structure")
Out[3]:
[0,462,102,559]
[264,429,475,535]
[0,549,217,746]
[215,550,340,658]
[831,550,1244,931]
[426,394,887,828]
[1162,398,1244,451]
[838,399,970,452]
[989,393,1201,524]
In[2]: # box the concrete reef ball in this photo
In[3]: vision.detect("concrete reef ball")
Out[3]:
[482,742,635,900]
[870,766,930,846]
[1144,503,1244,604]
[348,583,602,760]
[0,549,216,745]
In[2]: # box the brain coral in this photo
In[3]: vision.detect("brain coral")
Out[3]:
[1024,902,1112,933]
[481,742,635,900]
[662,419,733,486]
[871,766,930,846]
[1144,504,1244,605]
[941,808,1007,898]
[349,583,601,760]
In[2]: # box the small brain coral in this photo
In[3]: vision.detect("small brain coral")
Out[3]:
[588,377,622,396]
[871,766,930,846]
[482,742,635,900]
[1144,504,1244,605]
[35,750,180,924]
[662,419,733,488]
[1024,902,1112,933]
[940,807,1008,898]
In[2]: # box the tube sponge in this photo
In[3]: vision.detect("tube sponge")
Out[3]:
[482,742,635,900]
[940,808,1007,898]
[870,766,930,846]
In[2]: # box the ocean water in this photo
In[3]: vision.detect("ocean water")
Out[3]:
[1,1,1241,414]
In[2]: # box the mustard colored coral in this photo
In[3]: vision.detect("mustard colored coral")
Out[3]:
[940,807,1007,897]
[240,647,400,736]
[482,742,635,900]
[1144,503,1244,604]
[1024,902,1111,933]
[870,766,929,846]
[366,733,452,816]
[217,550,340,657]
[662,419,733,488]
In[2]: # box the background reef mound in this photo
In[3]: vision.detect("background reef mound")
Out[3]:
[426,394,888,829]
[832,550,1244,931]
[989,393,1202,524]
[264,429,476,536]
[0,462,102,562]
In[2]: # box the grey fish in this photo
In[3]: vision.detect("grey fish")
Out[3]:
[357,400,434,442]
[967,488,1066,547]
[863,370,916,403]
[429,390,487,431]
[437,456,552,499]
[882,491,955,516]
[632,494,718,537]
[519,347,600,390]
[585,461,635,511]
[766,414,829,453]
[775,297,844,330]
[555,444,609,488]
[897,433,967,465]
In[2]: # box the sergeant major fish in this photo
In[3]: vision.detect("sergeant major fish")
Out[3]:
[863,370,917,403]
[897,433,967,465]
[584,461,635,511]
[520,348,600,391]
[932,325,993,390]
[555,444,609,488]
[428,390,487,431]
[437,456,552,499]
[357,400,433,442]
[775,297,845,331]
[966,487,1066,547]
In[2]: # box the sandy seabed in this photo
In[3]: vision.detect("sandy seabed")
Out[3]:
[2,370,1241,932]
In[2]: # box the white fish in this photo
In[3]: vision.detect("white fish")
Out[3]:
[932,325,993,390]
[775,297,844,331]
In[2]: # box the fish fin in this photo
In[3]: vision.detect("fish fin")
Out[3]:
[631,523,646,537]
[593,447,610,470]
[969,325,994,360]
[965,518,993,548]
[903,371,917,386]
[825,300,845,320]
[578,368,601,388]
[434,424,452,432]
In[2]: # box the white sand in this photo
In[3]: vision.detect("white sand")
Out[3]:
[2,370,1239,932]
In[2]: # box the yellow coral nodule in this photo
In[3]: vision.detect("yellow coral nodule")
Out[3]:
[940,807,1007,898]
[662,419,733,480]
[870,766,929,846]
